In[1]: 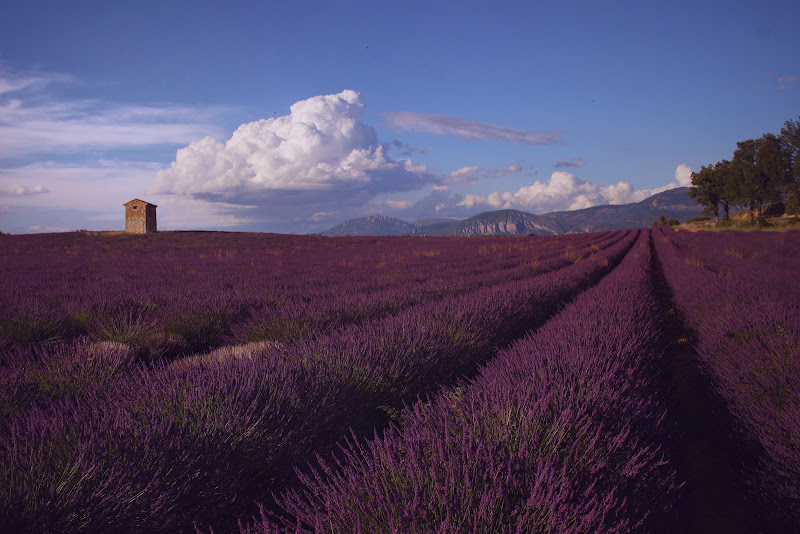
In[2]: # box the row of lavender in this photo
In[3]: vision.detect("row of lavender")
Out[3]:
[657,228,800,301]
[0,230,620,359]
[0,231,626,418]
[0,230,637,533]
[248,228,679,533]
[654,226,800,526]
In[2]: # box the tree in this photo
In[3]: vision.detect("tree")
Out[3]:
[732,139,758,221]
[693,116,799,221]
[689,159,736,221]
[690,165,720,220]
[756,133,792,201]
[732,136,786,221]
[716,159,736,221]
[651,214,679,226]
[781,116,800,215]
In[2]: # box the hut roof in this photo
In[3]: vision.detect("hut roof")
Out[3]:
[123,199,158,208]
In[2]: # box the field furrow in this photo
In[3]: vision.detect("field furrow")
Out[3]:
[649,235,758,533]
[0,231,624,360]
[3,226,796,533]
[249,229,677,533]
[653,226,800,530]
[0,230,636,533]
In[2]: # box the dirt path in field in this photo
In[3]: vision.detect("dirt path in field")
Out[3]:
[649,236,763,534]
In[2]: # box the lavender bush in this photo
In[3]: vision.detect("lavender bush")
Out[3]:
[0,230,636,533]
[0,231,623,358]
[252,229,679,533]
[654,226,800,525]
[659,227,800,301]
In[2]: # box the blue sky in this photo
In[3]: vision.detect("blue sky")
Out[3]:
[1,0,798,233]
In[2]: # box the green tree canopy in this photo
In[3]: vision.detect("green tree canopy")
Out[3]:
[692,116,800,222]
[781,117,800,214]
[731,135,788,221]
[689,159,736,221]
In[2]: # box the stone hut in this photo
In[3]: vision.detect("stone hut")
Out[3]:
[124,199,157,233]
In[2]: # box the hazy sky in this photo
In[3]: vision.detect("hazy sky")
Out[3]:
[1,0,798,233]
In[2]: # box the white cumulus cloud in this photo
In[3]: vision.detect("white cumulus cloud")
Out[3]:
[459,171,604,212]
[675,163,693,186]
[458,165,693,214]
[151,90,434,203]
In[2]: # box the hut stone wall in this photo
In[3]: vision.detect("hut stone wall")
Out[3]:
[124,199,157,233]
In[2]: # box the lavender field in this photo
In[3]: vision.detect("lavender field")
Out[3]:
[1,229,798,533]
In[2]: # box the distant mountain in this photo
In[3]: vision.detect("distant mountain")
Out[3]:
[322,214,416,236]
[412,217,459,227]
[422,209,566,236]
[406,217,458,235]
[542,187,703,233]
[322,187,704,237]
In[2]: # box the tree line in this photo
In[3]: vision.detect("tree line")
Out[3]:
[690,116,800,222]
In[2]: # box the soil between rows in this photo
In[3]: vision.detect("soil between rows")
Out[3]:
[649,237,762,534]
[225,236,641,531]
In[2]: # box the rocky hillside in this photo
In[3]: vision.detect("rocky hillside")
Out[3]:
[543,187,703,232]
[323,187,704,236]
[423,209,565,236]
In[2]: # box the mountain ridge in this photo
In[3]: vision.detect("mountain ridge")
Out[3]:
[322,187,702,236]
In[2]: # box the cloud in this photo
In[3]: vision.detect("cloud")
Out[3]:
[387,187,471,220]
[152,90,436,208]
[0,100,227,158]
[0,159,263,230]
[385,140,433,157]
[447,166,482,185]
[0,69,227,158]
[458,171,607,212]
[385,200,414,209]
[554,157,586,168]
[0,160,161,207]
[776,75,798,90]
[1,69,443,232]
[152,197,257,230]
[361,163,695,224]
[488,164,523,178]
[311,211,337,221]
[445,164,523,185]
[674,164,693,186]
[0,66,260,233]
[457,165,693,214]
[1,183,50,196]
[0,68,75,96]
[19,225,71,234]
[382,111,565,145]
